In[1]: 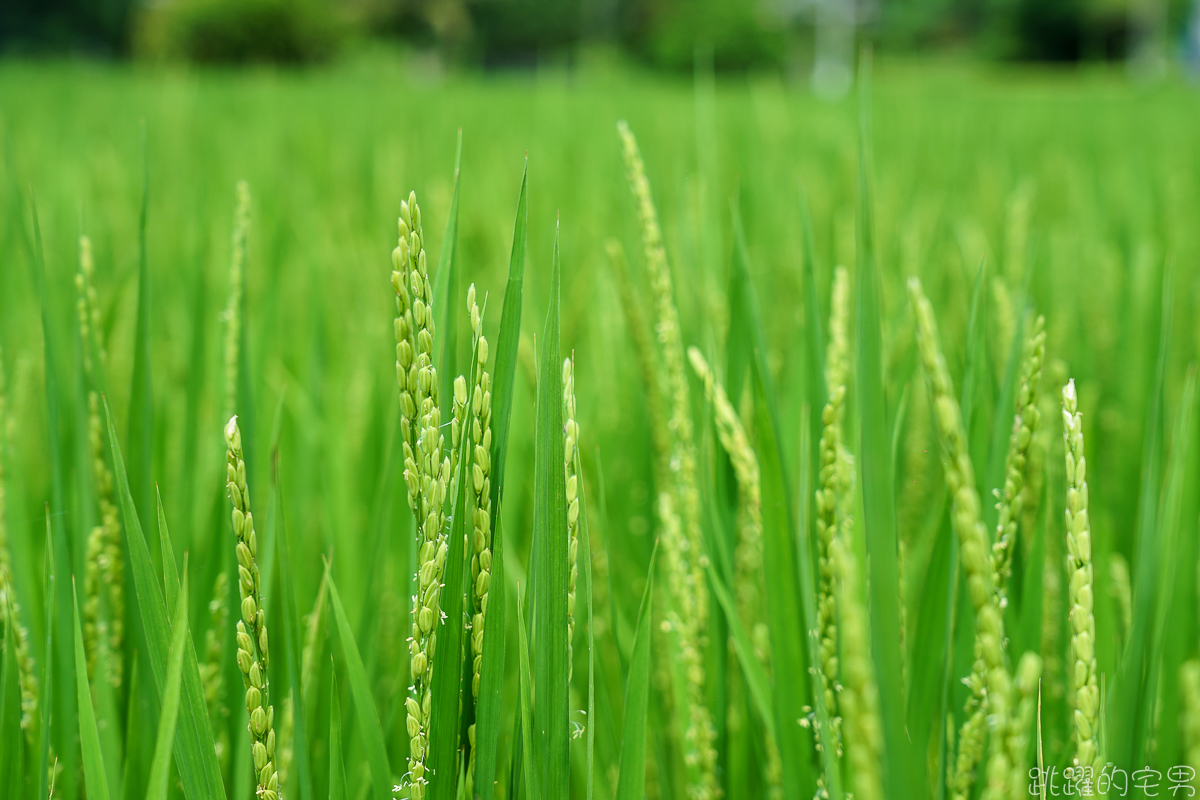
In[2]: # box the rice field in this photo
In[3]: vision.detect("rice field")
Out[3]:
[2,55,1200,800]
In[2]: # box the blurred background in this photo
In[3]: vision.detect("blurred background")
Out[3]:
[2,0,1200,89]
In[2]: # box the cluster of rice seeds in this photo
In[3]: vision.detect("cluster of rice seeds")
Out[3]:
[225,417,280,800]
[815,265,854,760]
[686,346,783,798]
[0,345,38,736]
[908,278,1014,800]
[617,120,718,799]
[199,570,231,763]
[391,192,451,800]
[563,355,581,679]
[465,283,494,778]
[76,234,124,688]
[992,315,1046,603]
[223,181,251,422]
[1062,379,1101,777]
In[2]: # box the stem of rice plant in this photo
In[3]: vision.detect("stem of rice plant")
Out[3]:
[223,181,250,423]
[391,192,450,800]
[0,346,38,738]
[909,277,1012,800]
[1062,379,1101,777]
[1002,653,1043,797]
[617,120,718,799]
[992,315,1046,604]
[225,416,281,800]
[687,346,784,797]
[77,234,124,689]
[465,283,494,780]
[1108,554,1132,652]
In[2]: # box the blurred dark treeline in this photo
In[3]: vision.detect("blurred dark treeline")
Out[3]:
[0,0,1194,66]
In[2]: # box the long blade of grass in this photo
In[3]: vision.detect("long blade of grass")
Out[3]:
[434,129,463,423]
[531,224,569,798]
[615,544,657,800]
[488,160,528,522]
[428,395,472,800]
[579,461,596,800]
[1112,264,1172,767]
[798,190,827,470]
[74,578,112,800]
[704,562,774,739]
[146,568,189,800]
[516,590,542,800]
[855,53,916,799]
[103,398,227,800]
[325,567,392,800]
[473,506,507,800]
[750,362,816,800]
[38,505,56,800]
[729,200,817,798]
[329,671,347,800]
[30,195,78,800]
[276,468,314,800]
[129,130,155,535]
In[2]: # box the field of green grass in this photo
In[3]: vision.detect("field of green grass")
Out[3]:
[2,56,1200,800]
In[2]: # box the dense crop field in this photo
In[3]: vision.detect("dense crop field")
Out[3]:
[2,56,1200,800]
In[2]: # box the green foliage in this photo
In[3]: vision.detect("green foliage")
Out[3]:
[2,59,1200,800]
[139,0,344,64]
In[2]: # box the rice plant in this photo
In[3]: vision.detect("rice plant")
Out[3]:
[2,59,1200,800]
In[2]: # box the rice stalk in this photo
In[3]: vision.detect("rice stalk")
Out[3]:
[815,265,854,758]
[0,345,38,737]
[992,315,1046,604]
[1003,653,1042,800]
[563,355,580,678]
[617,120,717,800]
[686,346,783,799]
[77,234,124,688]
[831,531,884,800]
[909,277,1013,800]
[391,191,450,800]
[1061,379,1100,777]
[465,283,494,779]
[225,416,281,800]
[223,181,251,422]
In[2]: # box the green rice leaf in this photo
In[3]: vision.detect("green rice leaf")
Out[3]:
[855,61,917,799]
[103,398,227,800]
[120,659,142,800]
[531,224,570,799]
[74,578,112,800]
[434,129,463,424]
[329,674,347,800]
[428,386,472,800]
[704,562,773,740]
[38,505,56,800]
[473,507,507,800]
[325,566,392,800]
[129,131,155,536]
[798,191,827,471]
[750,359,815,799]
[488,159,528,523]
[1112,265,1172,767]
[615,544,656,800]
[578,457,596,800]
[146,568,190,800]
[516,591,542,800]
